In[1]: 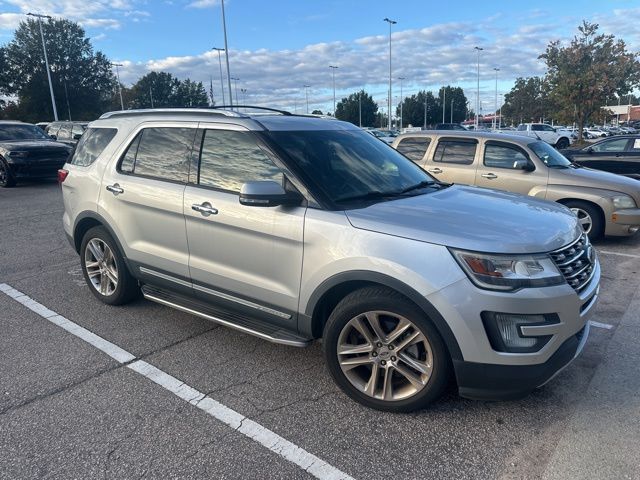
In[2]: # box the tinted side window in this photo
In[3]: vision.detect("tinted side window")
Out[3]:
[71,128,117,167]
[121,127,194,182]
[396,137,430,163]
[433,140,477,165]
[72,124,85,136]
[591,138,629,153]
[198,129,283,192]
[531,124,542,131]
[517,125,526,131]
[484,143,530,169]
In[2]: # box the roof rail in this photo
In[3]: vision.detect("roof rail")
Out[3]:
[211,105,292,116]
[99,108,245,119]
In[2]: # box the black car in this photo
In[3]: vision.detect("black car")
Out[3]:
[435,123,467,130]
[46,121,88,146]
[0,121,73,188]
[561,135,640,180]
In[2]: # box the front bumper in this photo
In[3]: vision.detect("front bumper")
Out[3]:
[7,158,68,179]
[425,257,600,399]
[608,208,640,236]
[455,322,590,400]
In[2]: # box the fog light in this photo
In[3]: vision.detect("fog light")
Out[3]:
[629,226,639,234]
[482,312,556,353]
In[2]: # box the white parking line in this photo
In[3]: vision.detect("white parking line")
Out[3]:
[589,320,614,330]
[597,250,640,259]
[0,283,353,480]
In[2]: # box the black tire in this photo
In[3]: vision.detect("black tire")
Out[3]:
[80,226,139,305]
[563,200,604,240]
[323,286,451,412]
[0,159,16,188]
[556,137,570,150]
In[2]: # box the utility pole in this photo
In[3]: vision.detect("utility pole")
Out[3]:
[474,46,483,129]
[383,18,397,130]
[212,47,226,105]
[450,99,454,123]
[329,66,338,115]
[63,79,71,120]
[358,90,362,127]
[303,85,310,113]
[220,0,233,107]
[442,87,446,124]
[111,63,124,110]
[398,77,405,130]
[423,95,428,129]
[231,77,239,105]
[27,13,58,121]
[493,67,500,129]
[149,87,154,108]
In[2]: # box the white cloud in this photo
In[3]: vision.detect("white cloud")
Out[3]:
[187,0,220,8]
[0,13,22,30]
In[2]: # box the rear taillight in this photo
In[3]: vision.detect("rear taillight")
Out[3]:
[57,169,69,183]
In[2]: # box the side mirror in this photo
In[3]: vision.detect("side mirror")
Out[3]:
[239,181,302,207]
[50,134,57,140]
[513,159,535,172]
[73,133,82,140]
[586,147,594,154]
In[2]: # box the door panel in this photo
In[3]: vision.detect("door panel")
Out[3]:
[424,137,479,185]
[476,141,549,195]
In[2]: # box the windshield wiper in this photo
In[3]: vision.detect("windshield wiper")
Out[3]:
[400,180,439,194]
[334,190,403,204]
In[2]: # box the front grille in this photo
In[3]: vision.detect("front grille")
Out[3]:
[25,149,70,161]
[549,234,596,292]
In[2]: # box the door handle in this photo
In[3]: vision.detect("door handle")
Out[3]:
[481,173,498,179]
[192,202,218,216]
[428,168,443,174]
[106,183,124,195]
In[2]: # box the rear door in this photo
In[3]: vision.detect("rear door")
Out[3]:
[183,123,305,326]
[475,140,548,195]
[99,124,196,287]
[423,136,479,184]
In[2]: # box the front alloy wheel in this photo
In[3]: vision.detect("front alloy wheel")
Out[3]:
[337,311,433,401]
[570,207,593,235]
[324,287,450,412]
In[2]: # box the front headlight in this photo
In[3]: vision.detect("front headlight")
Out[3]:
[612,195,636,209]
[450,249,565,291]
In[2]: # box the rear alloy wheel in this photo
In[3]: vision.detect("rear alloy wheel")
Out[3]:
[324,287,450,412]
[0,160,16,188]
[556,138,569,150]
[564,200,604,239]
[80,226,139,305]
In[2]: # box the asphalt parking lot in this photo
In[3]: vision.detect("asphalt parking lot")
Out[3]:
[1,180,639,480]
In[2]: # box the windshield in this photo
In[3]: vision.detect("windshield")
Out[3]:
[0,124,50,141]
[265,129,439,207]
[529,141,572,168]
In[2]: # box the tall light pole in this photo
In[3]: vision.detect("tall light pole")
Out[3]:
[493,67,500,129]
[231,77,240,105]
[220,0,233,107]
[424,94,429,129]
[383,18,397,130]
[212,47,226,105]
[303,85,310,113]
[442,87,446,123]
[450,99,454,123]
[474,46,483,128]
[27,13,58,121]
[358,90,362,127]
[111,63,124,110]
[329,65,338,115]
[240,88,247,110]
[398,77,405,129]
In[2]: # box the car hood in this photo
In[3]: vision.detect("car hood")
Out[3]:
[345,184,581,254]
[0,139,71,152]
[549,165,640,203]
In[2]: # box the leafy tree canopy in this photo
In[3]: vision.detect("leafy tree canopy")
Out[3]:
[335,90,378,127]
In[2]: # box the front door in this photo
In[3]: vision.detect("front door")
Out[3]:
[475,140,549,195]
[184,124,305,327]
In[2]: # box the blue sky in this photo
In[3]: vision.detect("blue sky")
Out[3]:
[1,0,639,115]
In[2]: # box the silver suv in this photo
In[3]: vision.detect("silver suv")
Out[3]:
[60,108,600,412]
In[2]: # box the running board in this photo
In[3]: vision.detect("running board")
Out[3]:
[141,285,312,347]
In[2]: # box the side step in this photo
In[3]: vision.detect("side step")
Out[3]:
[141,285,312,347]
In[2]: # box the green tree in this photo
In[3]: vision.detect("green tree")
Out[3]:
[311,109,323,115]
[335,90,378,127]
[500,77,552,126]
[540,21,640,140]
[129,72,209,109]
[432,86,468,124]
[397,91,438,128]
[173,79,209,107]
[3,18,116,122]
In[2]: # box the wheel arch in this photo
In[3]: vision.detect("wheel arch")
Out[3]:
[300,271,463,361]
[556,197,605,223]
[73,211,128,259]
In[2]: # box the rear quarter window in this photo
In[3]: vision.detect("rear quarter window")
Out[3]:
[396,137,430,163]
[70,128,118,167]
